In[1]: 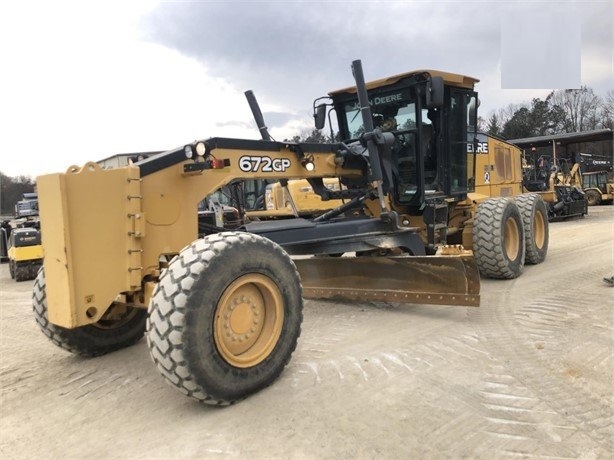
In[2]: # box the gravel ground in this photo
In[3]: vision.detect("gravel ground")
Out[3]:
[1,205,612,459]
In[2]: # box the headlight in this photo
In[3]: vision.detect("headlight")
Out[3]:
[195,141,206,156]
[301,156,315,171]
[184,145,193,159]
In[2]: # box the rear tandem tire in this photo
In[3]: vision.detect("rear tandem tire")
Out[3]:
[514,193,549,265]
[9,260,15,279]
[146,231,303,406]
[473,197,525,279]
[32,269,147,357]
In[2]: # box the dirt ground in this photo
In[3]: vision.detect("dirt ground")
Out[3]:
[1,206,612,459]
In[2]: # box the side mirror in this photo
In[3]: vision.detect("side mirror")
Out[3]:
[314,103,327,130]
[426,76,444,108]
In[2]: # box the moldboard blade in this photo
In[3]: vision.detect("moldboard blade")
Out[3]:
[294,255,480,307]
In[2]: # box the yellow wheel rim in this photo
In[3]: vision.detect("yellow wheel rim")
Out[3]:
[214,274,284,368]
[504,217,520,260]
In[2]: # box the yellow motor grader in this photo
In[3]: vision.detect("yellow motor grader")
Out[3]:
[33,60,543,405]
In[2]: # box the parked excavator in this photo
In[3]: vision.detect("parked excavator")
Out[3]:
[33,60,541,405]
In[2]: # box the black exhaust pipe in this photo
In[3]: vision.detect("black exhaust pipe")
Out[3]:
[244,90,272,141]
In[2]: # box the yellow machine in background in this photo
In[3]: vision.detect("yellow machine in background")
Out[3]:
[582,170,614,206]
[8,226,43,282]
[522,154,587,220]
[246,177,345,219]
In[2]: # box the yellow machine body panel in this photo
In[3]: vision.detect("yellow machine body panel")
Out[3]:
[137,147,362,274]
[37,147,362,328]
[37,163,143,328]
[472,135,523,198]
[8,244,44,262]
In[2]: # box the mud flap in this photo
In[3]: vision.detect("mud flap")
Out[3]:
[294,255,480,307]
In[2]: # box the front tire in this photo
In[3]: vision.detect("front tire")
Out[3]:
[514,193,549,265]
[146,232,303,405]
[32,269,147,357]
[585,189,601,206]
[473,198,525,279]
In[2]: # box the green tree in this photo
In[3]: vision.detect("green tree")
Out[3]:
[486,113,502,136]
[288,128,332,144]
[529,96,565,135]
[0,172,35,216]
[502,107,533,139]
[501,96,566,139]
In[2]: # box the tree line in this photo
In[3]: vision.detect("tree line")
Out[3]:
[483,87,614,140]
[0,173,36,217]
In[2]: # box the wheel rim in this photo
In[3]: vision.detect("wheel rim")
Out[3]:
[504,216,520,260]
[214,273,284,368]
[533,209,546,249]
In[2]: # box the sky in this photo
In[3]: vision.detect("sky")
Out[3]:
[0,0,612,178]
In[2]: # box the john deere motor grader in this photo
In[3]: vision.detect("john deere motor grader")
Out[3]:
[35,60,515,405]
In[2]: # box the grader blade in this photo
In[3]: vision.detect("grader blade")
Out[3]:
[295,255,480,307]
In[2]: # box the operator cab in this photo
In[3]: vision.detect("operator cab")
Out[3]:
[323,70,479,213]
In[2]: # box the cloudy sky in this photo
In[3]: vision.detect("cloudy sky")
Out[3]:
[1,0,611,178]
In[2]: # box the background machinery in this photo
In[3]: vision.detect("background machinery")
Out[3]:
[522,154,587,220]
[0,221,11,263]
[14,192,39,218]
[33,60,544,405]
[8,225,43,281]
[581,170,613,206]
[1,191,43,280]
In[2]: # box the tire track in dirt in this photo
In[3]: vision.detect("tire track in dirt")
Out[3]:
[470,282,613,454]
[296,300,364,361]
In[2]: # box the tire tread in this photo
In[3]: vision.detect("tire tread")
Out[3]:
[146,232,302,405]
[473,197,525,279]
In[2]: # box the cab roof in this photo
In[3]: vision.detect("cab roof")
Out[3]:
[329,69,479,96]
